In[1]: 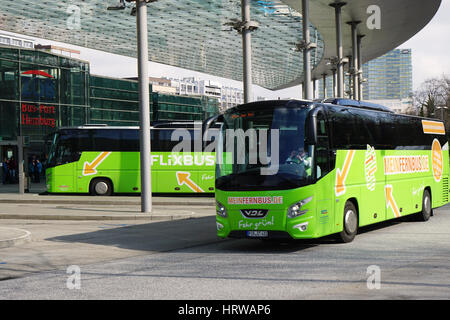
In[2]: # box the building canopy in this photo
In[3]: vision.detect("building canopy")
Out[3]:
[0,0,441,90]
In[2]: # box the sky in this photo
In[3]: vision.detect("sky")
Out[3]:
[3,0,450,100]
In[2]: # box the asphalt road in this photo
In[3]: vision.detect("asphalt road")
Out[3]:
[0,203,449,300]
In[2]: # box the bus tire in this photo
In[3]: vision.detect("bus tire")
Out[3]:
[90,178,113,196]
[417,189,432,222]
[337,201,358,243]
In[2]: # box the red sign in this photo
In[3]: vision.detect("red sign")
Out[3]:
[21,103,56,128]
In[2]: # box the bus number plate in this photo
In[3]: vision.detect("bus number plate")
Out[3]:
[246,231,268,238]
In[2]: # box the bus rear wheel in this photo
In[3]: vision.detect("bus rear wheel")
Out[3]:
[416,189,432,221]
[337,201,358,243]
[90,178,113,196]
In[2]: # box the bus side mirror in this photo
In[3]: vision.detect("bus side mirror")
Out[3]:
[202,114,224,149]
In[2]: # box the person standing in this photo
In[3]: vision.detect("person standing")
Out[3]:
[8,157,17,183]
[35,159,42,183]
[2,157,8,184]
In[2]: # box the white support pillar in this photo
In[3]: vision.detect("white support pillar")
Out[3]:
[136,0,152,213]
[331,68,337,97]
[241,0,253,103]
[322,73,327,99]
[347,21,361,100]
[302,0,313,100]
[357,34,365,100]
[329,2,346,98]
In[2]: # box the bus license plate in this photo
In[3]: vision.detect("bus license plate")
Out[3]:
[246,230,268,238]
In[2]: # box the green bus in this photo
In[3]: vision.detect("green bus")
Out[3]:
[46,122,216,195]
[214,99,449,242]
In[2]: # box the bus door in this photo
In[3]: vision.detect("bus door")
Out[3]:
[313,110,335,236]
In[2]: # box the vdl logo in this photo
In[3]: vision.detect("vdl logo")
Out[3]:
[241,209,269,219]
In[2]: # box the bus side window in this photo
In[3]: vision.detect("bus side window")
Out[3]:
[315,111,331,180]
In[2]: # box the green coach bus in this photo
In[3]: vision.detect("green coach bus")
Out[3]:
[46,122,216,195]
[214,99,449,242]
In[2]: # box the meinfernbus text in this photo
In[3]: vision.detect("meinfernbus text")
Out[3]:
[45,122,216,195]
[213,99,449,242]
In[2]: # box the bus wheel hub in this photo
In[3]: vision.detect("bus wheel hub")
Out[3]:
[95,182,109,195]
[344,209,357,234]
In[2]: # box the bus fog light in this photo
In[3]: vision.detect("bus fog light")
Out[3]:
[294,222,308,232]
[287,196,312,218]
[216,201,228,218]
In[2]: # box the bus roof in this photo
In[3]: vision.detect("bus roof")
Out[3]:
[57,121,201,131]
[323,98,394,113]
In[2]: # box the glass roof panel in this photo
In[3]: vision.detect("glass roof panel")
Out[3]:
[0,0,324,90]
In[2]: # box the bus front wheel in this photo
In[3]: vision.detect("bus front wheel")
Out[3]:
[337,201,358,243]
[90,178,113,196]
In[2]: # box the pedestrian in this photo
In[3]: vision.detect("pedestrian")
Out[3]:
[2,157,8,184]
[35,159,42,183]
[8,157,17,183]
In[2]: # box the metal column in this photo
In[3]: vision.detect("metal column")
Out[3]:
[357,34,365,100]
[136,0,152,213]
[312,78,317,99]
[331,68,337,97]
[18,136,24,195]
[347,21,360,100]
[329,2,346,98]
[302,0,313,100]
[322,73,327,99]
[242,0,253,103]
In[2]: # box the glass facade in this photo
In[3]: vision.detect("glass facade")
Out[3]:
[0,46,219,159]
[0,0,325,90]
[89,75,220,125]
[0,46,89,154]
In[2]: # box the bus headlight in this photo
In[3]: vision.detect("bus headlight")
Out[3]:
[287,196,312,218]
[216,201,228,218]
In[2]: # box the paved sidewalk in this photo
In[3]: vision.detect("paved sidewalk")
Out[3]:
[0,227,31,249]
[0,201,215,221]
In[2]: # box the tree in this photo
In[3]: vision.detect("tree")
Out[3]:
[413,75,450,127]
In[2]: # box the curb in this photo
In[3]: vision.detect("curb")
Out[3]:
[0,212,214,221]
[0,228,32,249]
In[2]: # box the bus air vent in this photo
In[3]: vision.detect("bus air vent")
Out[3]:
[443,177,448,203]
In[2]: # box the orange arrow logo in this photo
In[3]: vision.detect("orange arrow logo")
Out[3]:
[83,152,111,176]
[385,185,401,218]
[176,172,204,193]
[335,150,355,196]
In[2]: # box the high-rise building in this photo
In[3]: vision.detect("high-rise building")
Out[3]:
[317,49,413,113]
[362,49,412,100]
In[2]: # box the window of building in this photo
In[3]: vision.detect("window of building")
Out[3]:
[0,36,10,45]
[11,39,22,47]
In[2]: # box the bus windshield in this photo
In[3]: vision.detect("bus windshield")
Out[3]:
[216,102,313,191]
